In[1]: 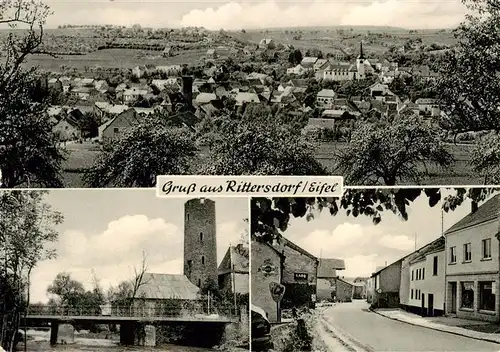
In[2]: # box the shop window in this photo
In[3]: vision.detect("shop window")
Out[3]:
[461,282,474,309]
[480,281,495,311]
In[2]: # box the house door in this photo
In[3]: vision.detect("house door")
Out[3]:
[421,294,426,317]
[428,294,434,317]
[450,282,457,313]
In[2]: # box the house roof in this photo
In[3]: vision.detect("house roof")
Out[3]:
[317,89,335,98]
[195,92,217,104]
[409,237,445,264]
[317,258,346,278]
[336,277,354,286]
[280,237,317,262]
[218,244,249,275]
[135,273,200,300]
[235,92,260,105]
[445,194,500,235]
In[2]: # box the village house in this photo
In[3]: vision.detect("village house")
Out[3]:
[123,86,150,103]
[251,240,284,323]
[94,102,129,122]
[335,278,355,302]
[275,238,319,309]
[286,64,307,76]
[218,244,249,295]
[406,237,446,317]
[415,98,440,117]
[370,83,394,99]
[235,92,260,106]
[71,86,93,100]
[195,92,217,105]
[300,57,318,71]
[445,195,500,322]
[316,89,336,109]
[48,78,63,93]
[316,258,346,302]
[313,59,328,72]
[370,259,403,308]
[351,278,368,299]
[98,107,143,143]
[53,114,82,141]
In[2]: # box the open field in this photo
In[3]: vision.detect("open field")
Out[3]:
[60,142,479,187]
[22,48,207,71]
[230,27,457,55]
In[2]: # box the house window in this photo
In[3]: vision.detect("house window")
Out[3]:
[200,232,203,242]
[450,247,457,264]
[411,289,414,299]
[482,239,492,259]
[113,127,119,133]
[480,282,495,311]
[411,270,414,281]
[433,256,438,276]
[201,256,205,265]
[422,268,425,280]
[461,282,474,309]
[464,243,472,262]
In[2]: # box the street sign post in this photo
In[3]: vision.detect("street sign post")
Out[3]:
[269,282,286,322]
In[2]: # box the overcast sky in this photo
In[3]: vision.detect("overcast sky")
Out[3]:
[282,189,498,279]
[30,190,248,304]
[37,0,468,30]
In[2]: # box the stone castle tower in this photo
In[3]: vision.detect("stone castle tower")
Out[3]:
[183,198,218,290]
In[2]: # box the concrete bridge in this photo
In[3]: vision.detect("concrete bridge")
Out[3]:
[23,304,244,347]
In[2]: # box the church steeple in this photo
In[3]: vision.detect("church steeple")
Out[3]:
[358,41,365,60]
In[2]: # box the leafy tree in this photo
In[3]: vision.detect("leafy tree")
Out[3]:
[83,117,197,187]
[0,0,65,188]
[198,120,328,175]
[47,273,86,307]
[335,116,454,185]
[438,1,500,134]
[470,132,500,183]
[288,49,303,66]
[251,188,495,244]
[0,190,62,351]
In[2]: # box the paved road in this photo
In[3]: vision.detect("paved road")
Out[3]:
[320,300,500,352]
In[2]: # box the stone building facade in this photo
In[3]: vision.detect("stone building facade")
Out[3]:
[251,240,284,323]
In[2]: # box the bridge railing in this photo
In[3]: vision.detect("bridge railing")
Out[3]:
[26,302,239,319]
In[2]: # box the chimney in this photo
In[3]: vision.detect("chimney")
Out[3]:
[471,201,478,214]
[182,76,193,107]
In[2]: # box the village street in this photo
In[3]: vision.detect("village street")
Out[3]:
[315,300,500,352]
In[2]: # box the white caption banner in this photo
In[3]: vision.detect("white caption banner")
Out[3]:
[156,176,344,198]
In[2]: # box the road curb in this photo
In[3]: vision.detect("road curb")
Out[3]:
[370,308,500,346]
[319,316,373,352]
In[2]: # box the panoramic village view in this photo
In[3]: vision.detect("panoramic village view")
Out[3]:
[250,189,500,351]
[0,191,249,351]
[1,0,500,187]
